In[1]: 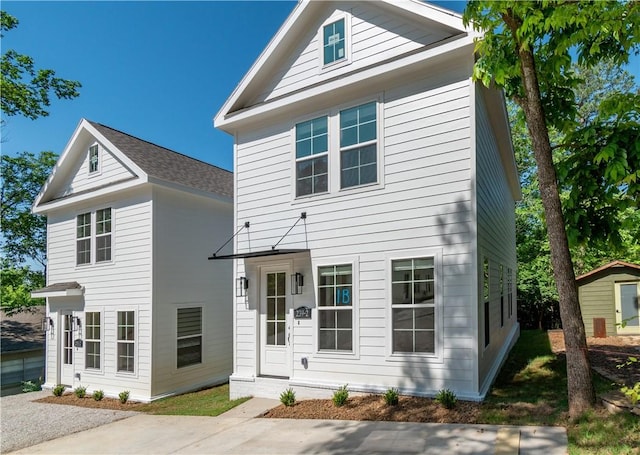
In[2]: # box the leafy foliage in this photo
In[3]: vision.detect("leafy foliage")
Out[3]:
[1,11,81,120]
[332,384,349,407]
[435,389,457,410]
[74,386,87,398]
[1,261,45,314]
[93,390,105,401]
[119,390,130,404]
[52,384,65,397]
[383,387,399,406]
[21,380,41,393]
[280,388,296,407]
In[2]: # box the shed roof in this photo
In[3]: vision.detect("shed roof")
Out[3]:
[576,260,640,282]
[1,307,45,353]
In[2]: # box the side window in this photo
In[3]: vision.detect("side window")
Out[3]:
[85,312,101,369]
[483,257,490,348]
[508,267,513,318]
[323,18,346,66]
[117,311,135,373]
[500,264,504,327]
[318,265,353,351]
[391,258,435,354]
[296,117,328,197]
[89,144,99,174]
[95,208,112,262]
[76,213,91,265]
[177,307,202,368]
[340,102,377,189]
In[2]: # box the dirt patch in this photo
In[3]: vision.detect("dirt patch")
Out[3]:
[548,331,640,386]
[264,394,481,423]
[36,393,144,411]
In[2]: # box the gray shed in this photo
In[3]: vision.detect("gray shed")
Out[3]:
[577,261,640,337]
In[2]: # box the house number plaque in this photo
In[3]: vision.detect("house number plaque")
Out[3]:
[294,306,311,319]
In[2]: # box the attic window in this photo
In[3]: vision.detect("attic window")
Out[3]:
[89,145,99,174]
[323,18,346,66]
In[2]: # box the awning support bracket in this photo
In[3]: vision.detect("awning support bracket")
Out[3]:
[272,212,307,250]
[209,221,250,259]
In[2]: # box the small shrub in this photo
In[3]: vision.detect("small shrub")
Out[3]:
[21,380,41,393]
[332,384,349,407]
[52,384,66,397]
[93,389,104,401]
[280,388,296,407]
[384,387,399,406]
[119,390,130,404]
[74,385,87,398]
[435,388,457,409]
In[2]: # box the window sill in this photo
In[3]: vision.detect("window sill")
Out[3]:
[386,352,443,364]
[313,350,359,361]
[291,181,384,205]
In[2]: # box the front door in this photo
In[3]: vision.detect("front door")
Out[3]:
[60,311,75,385]
[616,281,640,334]
[260,268,291,377]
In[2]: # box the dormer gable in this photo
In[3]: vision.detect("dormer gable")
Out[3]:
[215,0,476,132]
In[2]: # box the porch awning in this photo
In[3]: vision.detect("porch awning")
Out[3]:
[208,249,309,260]
[31,282,84,298]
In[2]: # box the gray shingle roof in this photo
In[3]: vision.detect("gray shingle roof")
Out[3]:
[31,282,82,295]
[87,121,233,199]
[1,307,45,353]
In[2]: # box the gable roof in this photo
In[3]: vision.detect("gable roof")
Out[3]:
[215,0,476,131]
[576,260,640,282]
[87,121,233,199]
[33,119,232,213]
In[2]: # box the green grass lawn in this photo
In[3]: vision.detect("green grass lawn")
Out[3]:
[136,383,250,416]
[482,330,639,454]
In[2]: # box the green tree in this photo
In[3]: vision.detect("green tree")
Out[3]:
[1,11,81,120]
[0,259,44,314]
[464,1,640,416]
[1,151,57,268]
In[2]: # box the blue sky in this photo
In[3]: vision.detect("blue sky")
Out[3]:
[1,1,636,172]
[1,1,467,171]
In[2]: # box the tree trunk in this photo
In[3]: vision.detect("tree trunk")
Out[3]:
[514,34,596,416]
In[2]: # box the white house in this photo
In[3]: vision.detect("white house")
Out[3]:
[32,119,233,402]
[214,0,521,401]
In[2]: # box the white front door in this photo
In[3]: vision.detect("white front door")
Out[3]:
[60,311,75,385]
[616,281,640,334]
[259,267,291,377]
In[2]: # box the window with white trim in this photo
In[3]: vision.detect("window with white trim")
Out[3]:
[507,267,513,318]
[95,208,112,262]
[340,102,377,189]
[177,307,202,368]
[85,312,101,369]
[323,18,346,66]
[76,213,91,265]
[483,258,490,348]
[500,264,504,327]
[89,144,99,174]
[391,258,435,354]
[117,311,135,373]
[318,265,353,351]
[296,117,328,197]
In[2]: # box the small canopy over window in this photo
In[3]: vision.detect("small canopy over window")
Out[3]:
[31,282,84,298]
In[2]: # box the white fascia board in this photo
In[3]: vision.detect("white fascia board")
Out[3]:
[32,178,146,214]
[378,0,469,34]
[31,288,84,298]
[214,0,310,128]
[147,178,233,206]
[217,34,476,131]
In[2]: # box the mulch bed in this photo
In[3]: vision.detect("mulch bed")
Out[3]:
[36,393,144,411]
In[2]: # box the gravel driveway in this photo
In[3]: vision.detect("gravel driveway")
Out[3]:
[1,390,138,453]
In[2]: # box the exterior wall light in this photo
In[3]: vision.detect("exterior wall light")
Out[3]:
[236,276,249,297]
[291,272,304,295]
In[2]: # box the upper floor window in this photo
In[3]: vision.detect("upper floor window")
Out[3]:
[76,208,112,265]
[391,258,435,354]
[323,18,345,66]
[340,102,377,189]
[296,117,328,197]
[89,144,99,174]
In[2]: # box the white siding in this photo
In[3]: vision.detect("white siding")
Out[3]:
[54,142,135,199]
[251,1,454,105]
[474,87,518,392]
[45,188,153,400]
[150,186,233,399]
[233,62,481,398]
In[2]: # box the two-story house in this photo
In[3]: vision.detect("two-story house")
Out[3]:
[213,0,521,401]
[32,119,233,402]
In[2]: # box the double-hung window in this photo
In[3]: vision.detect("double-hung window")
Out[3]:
[95,208,112,262]
[296,117,328,197]
[340,102,377,189]
[89,144,99,174]
[500,264,504,327]
[117,311,135,373]
[177,307,202,368]
[391,258,435,354]
[483,258,490,347]
[323,18,346,66]
[76,213,91,265]
[85,312,101,369]
[507,268,513,318]
[318,265,353,351]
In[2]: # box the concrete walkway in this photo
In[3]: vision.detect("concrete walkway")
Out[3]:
[10,398,568,454]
